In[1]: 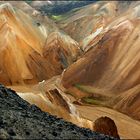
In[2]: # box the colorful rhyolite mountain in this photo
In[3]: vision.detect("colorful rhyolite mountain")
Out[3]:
[0,1,140,139]
[0,3,80,85]
[61,1,140,120]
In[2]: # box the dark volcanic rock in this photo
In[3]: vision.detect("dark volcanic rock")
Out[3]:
[0,84,116,139]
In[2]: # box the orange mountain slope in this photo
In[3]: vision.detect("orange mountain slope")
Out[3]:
[43,31,81,70]
[61,3,140,120]
[0,3,81,85]
[58,1,140,50]
[62,19,140,92]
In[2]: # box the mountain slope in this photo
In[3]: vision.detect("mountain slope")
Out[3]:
[61,2,140,120]
[57,1,118,43]
[0,3,81,85]
[0,3,45,85]
[57,1,140,51]
[0,84,115,139]
[43,31,81,70]
[113,84,140,120]
[62,18,140,92]
[0,1,59,37]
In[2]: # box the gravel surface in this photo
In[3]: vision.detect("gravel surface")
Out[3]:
[0,84,117,139]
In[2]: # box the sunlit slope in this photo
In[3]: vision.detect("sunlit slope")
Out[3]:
[113,84,140,120]
[57,1,118,42]
[58,1,140,50]
[0,1,37,15]
[0,3,80,85]
[61,3,140,120]
[0,1,59,37]
[0,3,45,85]
[62,18,140,92]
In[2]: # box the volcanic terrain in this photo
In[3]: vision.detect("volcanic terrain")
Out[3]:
[0,1,140,139]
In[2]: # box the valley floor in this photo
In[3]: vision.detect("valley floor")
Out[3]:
[76,105,140,139]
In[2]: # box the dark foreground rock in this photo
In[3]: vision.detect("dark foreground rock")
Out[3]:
[94,117,120,139]
[0,84,116,139]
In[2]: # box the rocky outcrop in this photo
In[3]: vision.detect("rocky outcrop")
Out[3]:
[0,84,116,139]
[48,89,71,113]
[94,117,120,139]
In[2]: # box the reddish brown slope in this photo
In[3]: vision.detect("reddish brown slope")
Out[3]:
[62,19,140,92]
[0,3,45,85]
